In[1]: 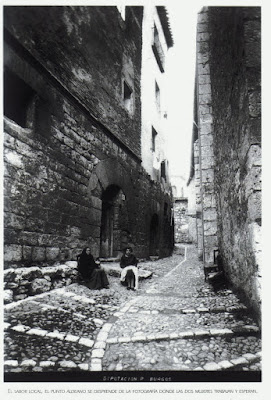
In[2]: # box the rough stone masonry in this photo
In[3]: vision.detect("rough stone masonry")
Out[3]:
[3,6,174,300]
[189,7,261,323]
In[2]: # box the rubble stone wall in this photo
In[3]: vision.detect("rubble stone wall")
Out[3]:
[4,262,78,303]
[174,199,190,243]
[207,7,261,321]
[4,96,173,268]
[196,9,218,265]
[194,140,204,259]
[4,6,174,272]
[186,176,198,244]
[4,6,143,158]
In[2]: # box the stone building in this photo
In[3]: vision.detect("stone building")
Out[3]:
[171,176,190,244]
[141,5,173,184]
[173,198,189,244]
[3,5,174,275]
[187,7,261,321]
[171,175,187,199]
[140,6,174,257]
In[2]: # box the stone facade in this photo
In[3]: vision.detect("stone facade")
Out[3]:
[186,176,198,245]
[4,5,174,280]
[173,198,190,244]
[171,175,187,198]
[188,7,261,322]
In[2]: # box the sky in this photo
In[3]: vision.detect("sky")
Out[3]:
[165,2,199,180]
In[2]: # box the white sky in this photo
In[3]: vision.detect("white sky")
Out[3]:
[165,3,198,180]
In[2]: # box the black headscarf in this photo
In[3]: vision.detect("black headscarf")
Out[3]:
[78,248,97,278]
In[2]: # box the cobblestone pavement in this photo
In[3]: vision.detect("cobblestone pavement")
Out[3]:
[4,245,261,378]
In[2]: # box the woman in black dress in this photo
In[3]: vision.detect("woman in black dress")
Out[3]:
[77,247,109,290]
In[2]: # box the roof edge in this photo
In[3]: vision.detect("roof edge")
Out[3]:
[156,6,174,48]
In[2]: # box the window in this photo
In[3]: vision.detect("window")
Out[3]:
[161,160,167,181]
[4,67,51,136]
[123,80,133,113]
[152,127,158,152]
[155,81,160,113]
[152,25,165,72]
[4,68,35,128]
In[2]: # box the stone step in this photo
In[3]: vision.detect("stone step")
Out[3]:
[126,304,249,315]
[106,325,260,344]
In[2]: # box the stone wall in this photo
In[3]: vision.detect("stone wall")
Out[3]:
[194,139,204,260]
[4,6,174,272]
[173,198,190,243]
[186,176,198,245]
[195,10,218,265]
[4,6,143,158]
[208,7,261,321]
[192,7,261,321]
[4,262,78,303]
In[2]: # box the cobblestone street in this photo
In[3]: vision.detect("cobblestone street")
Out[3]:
[4,245,261,381]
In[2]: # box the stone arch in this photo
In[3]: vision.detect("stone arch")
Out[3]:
[87,158,134,201]
[87,158,135,258]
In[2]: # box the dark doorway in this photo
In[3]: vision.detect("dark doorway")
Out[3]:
[150,213,159,257]
[100,185,128,258]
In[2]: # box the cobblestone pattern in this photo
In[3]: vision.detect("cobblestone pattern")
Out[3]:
[4,286,121,373]
[4,245,261,374]
[102,246,261,371]
[103,339,261,371]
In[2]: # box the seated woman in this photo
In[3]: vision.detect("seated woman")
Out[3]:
[77,247,109,290]
[120,247,139,291]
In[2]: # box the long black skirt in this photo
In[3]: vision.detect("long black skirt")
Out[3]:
[84,269,109,290]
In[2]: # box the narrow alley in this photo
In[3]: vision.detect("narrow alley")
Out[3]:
[3,4,262,389]
[4,245,261,382]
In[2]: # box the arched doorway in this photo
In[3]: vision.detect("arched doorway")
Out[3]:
[149,213,159,257]
[100,185,128,258]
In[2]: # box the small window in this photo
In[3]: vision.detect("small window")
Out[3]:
[161,160,167,181]
[123,80,133,113]
[155,81,160,113]
[4,68,35,128]
[152,127,158,152]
